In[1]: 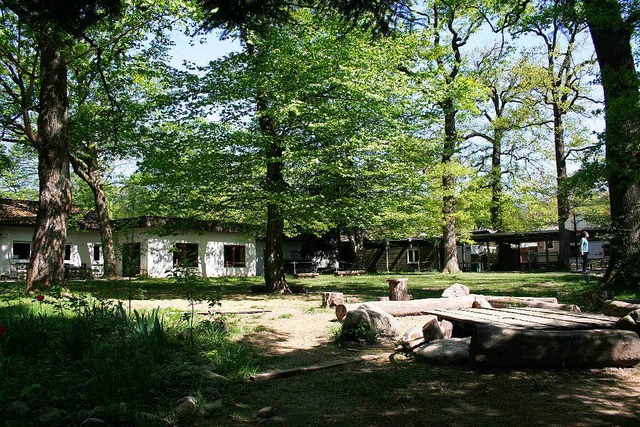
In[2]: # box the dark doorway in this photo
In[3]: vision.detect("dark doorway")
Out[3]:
[122,242,141,277]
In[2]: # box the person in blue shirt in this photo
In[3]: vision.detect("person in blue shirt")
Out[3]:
[580,231,589,274]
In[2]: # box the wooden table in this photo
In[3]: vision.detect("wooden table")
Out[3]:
[425,307,618,331]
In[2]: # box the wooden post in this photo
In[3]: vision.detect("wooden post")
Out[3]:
[387,278,410,301]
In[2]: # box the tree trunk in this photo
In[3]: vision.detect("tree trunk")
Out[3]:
[441,99,460,273]
[70,148,118,278]
[245,31,289,294]
[490,129,504,231]
[584,0,640,288]
[347,228,366,270]
[26,30,71,292]
[553,106,571,270]
[263,119,289,293]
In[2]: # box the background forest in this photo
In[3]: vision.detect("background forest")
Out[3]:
[0,0,637,290]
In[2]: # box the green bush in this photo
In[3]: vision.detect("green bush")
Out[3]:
[0,292,254,419]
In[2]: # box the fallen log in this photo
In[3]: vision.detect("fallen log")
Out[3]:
[602,300,640,317]
[485,298,580,312]
[335,295,476,321]
[470,325,640,368]
[249,354,382,381]
[482,296,558,306]
[294,272,320,278]
[334,270,365,276]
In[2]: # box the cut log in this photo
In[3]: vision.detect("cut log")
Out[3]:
[472,297,493,309]
[249,354,382,381]
[321,292,344,308]
[335,296,476,321]
[422,317,444,342]
[439,319,453,339]
[482,296,578,311]
[294,272,319,278]
[387,278,410,301]
[470,325,640,368]
[334,270,365,276]
[602,300,640,317]
[482,296,558,306]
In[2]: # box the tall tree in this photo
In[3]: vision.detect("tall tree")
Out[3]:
[0,0,122,290]
[402,1,485,273]
[583,0,640,287]
[140,10,416,287]
[520,0,597,269]
[465,47,550,231]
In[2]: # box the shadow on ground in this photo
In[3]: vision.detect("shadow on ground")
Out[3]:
[224,334,640,426]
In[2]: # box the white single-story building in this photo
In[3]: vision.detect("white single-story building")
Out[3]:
[0,199,258,279]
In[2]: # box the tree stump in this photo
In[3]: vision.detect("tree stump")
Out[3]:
[387,278,410,301]
[422,316,444,342]
[321,292,344,308]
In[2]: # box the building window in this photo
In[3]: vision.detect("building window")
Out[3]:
[173,243,198,268]
[12,242,31,262]
[93,244,103,263]
[546,241,554,249]
[224,245,246,267]
[64,244,72,261]
[406,248,419,264]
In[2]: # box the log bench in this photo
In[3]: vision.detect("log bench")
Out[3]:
[334,270,365,276]
[294,272,320,279]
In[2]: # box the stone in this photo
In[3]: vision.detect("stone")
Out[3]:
[257,406,275,418]
[350,304,402,339]
[200,401,223,416]
[5,400,29,420]
[614,309,640,336]
[80,417,107,427]
[174,396,198,415]
[442,283,470,298]
[412,337,471,365]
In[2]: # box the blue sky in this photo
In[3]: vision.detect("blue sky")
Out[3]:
[168,29,242,69]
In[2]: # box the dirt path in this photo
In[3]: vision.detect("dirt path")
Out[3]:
[126,295,640,426]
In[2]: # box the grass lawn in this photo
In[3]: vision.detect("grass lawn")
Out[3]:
[1,272,638,426]
[19,270,618,303]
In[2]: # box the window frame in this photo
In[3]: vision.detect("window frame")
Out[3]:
[12,241,31,263]
[173,243,199,268]
[92,244,103,263]
[224,245,246,268]
[406,248,420,264]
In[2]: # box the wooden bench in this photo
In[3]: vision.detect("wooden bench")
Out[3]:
[334,270,365,276]
[293,272,320,278]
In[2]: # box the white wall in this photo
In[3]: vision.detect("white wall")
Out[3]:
[0,226,104,278]
[121,229,257,278]
[1,225,257,279]
[0,226,34,278]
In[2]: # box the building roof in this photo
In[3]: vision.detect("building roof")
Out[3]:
[0,199,248,234]
[0,198,100,229]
